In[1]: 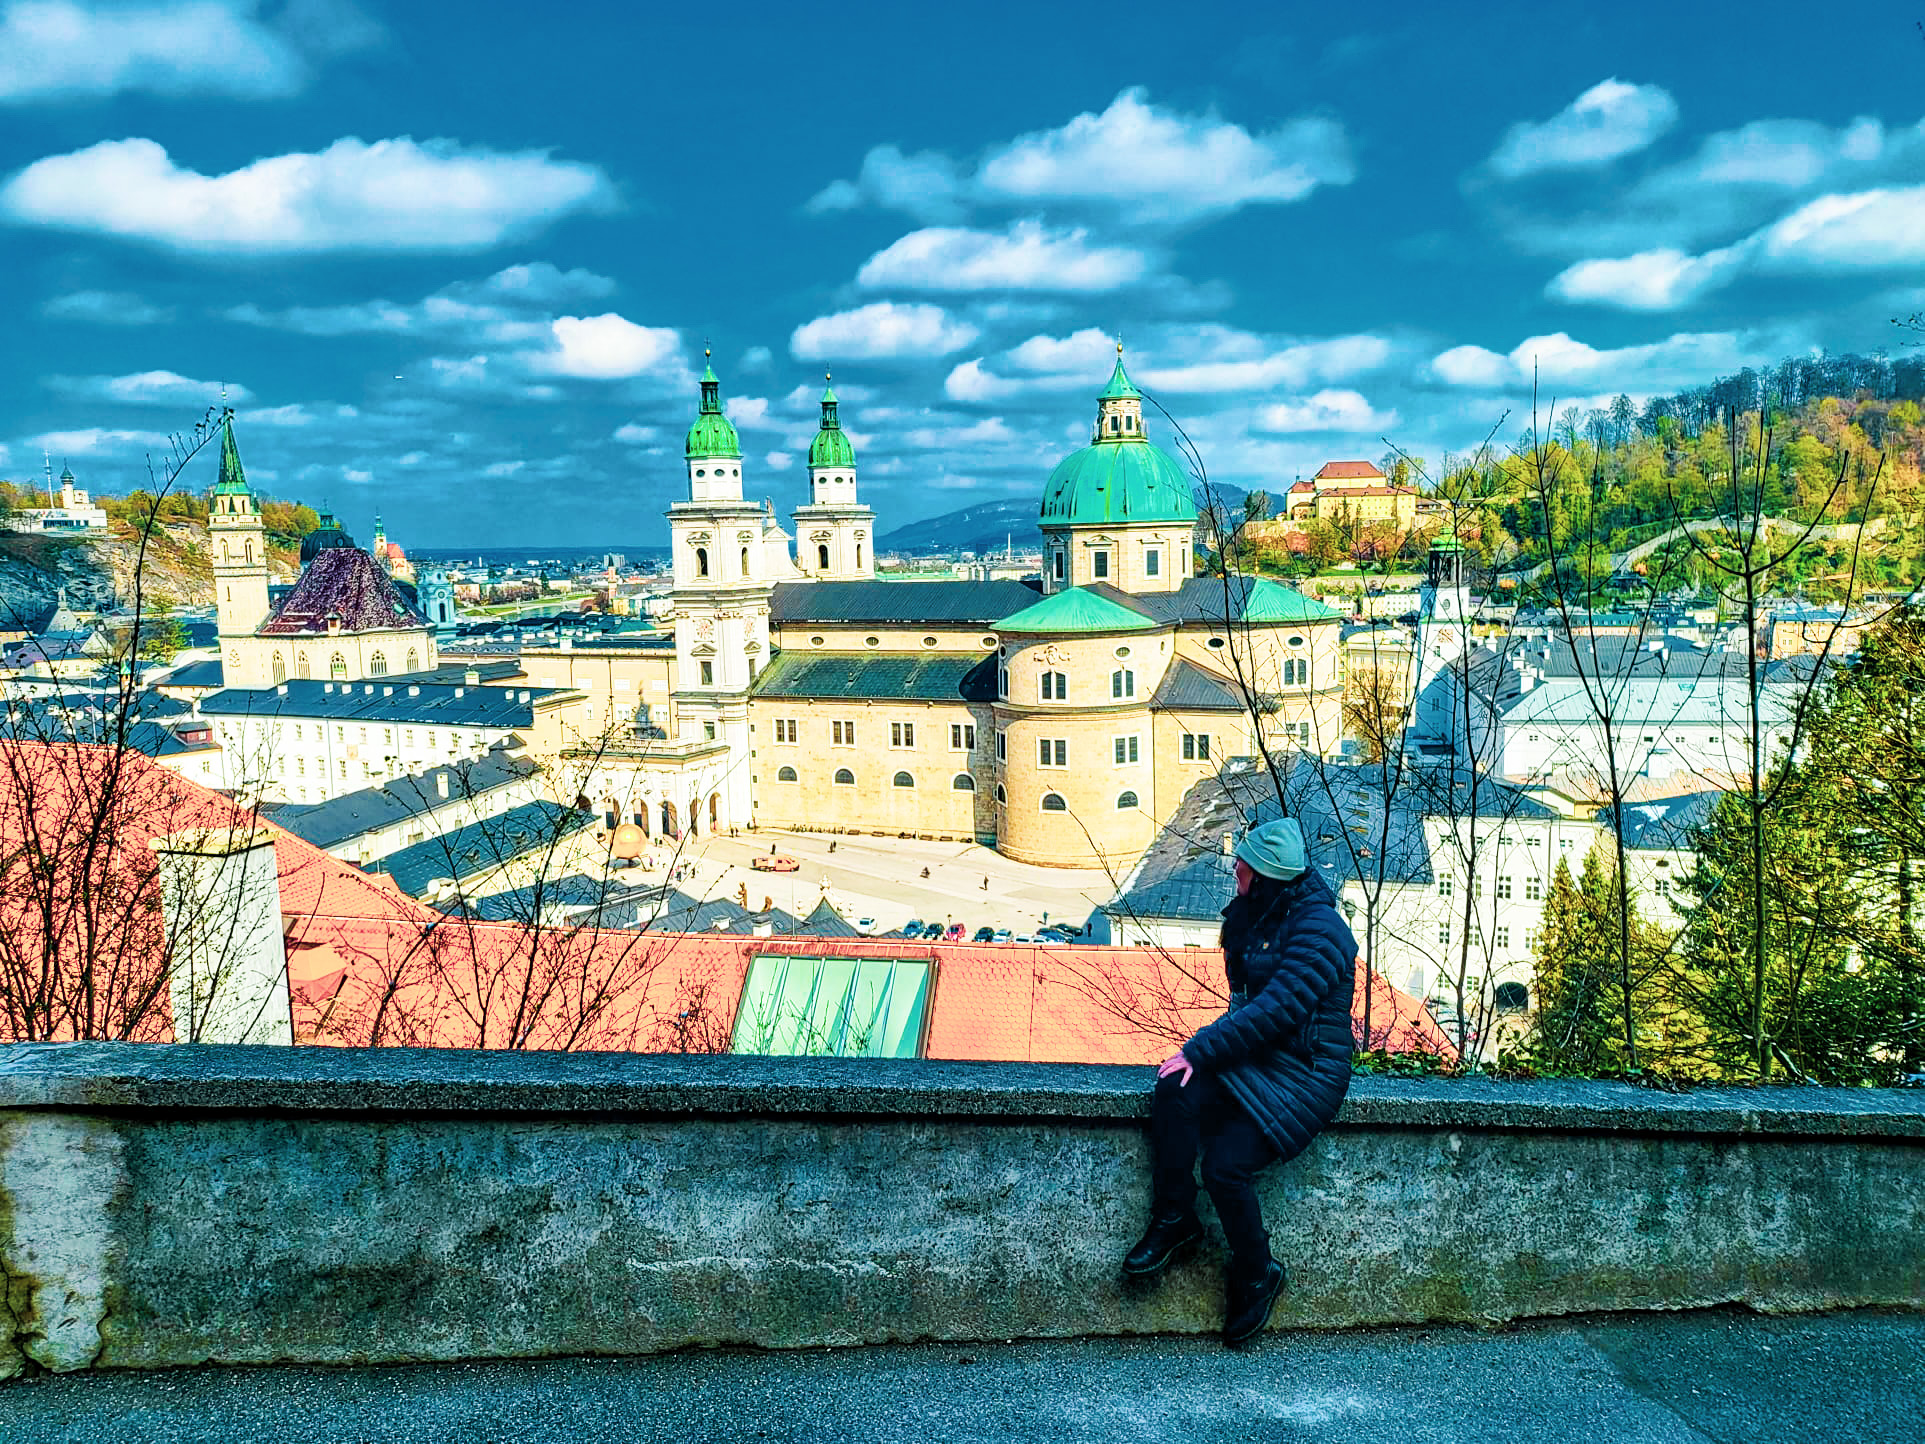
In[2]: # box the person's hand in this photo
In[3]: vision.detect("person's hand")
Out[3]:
[1157,1051,1194,1086]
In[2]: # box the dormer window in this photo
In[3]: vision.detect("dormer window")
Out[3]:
[1109,416,1120,433]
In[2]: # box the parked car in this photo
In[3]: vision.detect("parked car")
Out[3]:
[903,919,925,938]
[1012,934,1038,944]
[855,918,878,936]
[920,922,945,940]
[1036,923,1078,942]
[972,926,996,943]
[751,854,799,872]
[943,923,966,941]
[992,928,1012,944]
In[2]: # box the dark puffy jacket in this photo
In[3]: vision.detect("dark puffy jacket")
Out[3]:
[1180,871,1358,1161]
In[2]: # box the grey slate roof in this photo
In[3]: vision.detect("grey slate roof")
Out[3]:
[1600,791,1720,852]
[385,660,525,687]
[362,800,595,896]
[198,678,567,727]
[770,579,1041,626]
[271,750,537,850]
[160,658,224,690]
[795,897,862,938]
[1085,576,1337,628]
[641,890,801,936]
[752,652,996,703]
[1150,658,1247,713]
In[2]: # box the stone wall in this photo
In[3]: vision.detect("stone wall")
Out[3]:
[1,1043,1920,1377]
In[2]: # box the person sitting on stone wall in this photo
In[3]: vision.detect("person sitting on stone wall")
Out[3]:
[1121,816,1358,1346]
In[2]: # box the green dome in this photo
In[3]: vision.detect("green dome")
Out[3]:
[1040,438,1197,527]
[808,380,855,469]
[685,359,742,461]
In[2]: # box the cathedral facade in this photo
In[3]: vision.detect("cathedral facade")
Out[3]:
[554,348,1350,871]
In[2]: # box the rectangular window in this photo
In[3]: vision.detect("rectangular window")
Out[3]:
[774,719,798,744]
[1654,877,1670,897]
[1145,548,1160,577]
[1496,875,1512,899]
[1438,921,1451,945]
[699,660,713,686]
[950,723,976,750]
[1438,871,1453,897]
[731,954,930,1059]
[1052,552,1065,581]
[404,729,413,746]
[1180,732,1212,762]
[1041,671,1066,701]
[1495,926,1510,950]
[833,720,856,747]
[996,729,1006,762]
[297,758,304,776]
[1111,669,1134,699]
[427,731,436,748]
[891,722,915,748]
[1039,738,1067,768]
[1113,735,1139,765]
[1092,550,1109,579]
[339,760,348,778]
[704,721,717,741]
[1525,875,1542,900]
[383,728,393,745]
[359,727,368,743]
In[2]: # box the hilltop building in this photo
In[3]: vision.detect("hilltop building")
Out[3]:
[12,462,110,534]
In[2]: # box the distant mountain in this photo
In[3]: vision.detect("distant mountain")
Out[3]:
[877,482,1248,557]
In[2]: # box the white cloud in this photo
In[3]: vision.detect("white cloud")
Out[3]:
[1547,247,1743,309]
[900,416,1019,450]
[1,135,613,253]
[31,426,170,454]
[0,0,304,102]
[857,220,1150,292]
[612,423,658,444]
[477,260,614,303]
[1429,329,1767,393]
[976,88,1352,221]
[1486,79,1678,178]
[47,369,249,405]
[529,314,680,379]
[1006,327,1115,373]
[810,88,1351,224]
[764,451,793,471]
[726,396,779,430]
[482,460,524,478]
[739,344,773,372]
[42,289,172,323]
[1139,334,1394,393]
[1548,184,1925,310]
[791,301,979,360]
[1254,390,1398,433]
[237,402,357,427]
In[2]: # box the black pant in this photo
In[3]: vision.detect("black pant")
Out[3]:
[1150,1070,1279,1269]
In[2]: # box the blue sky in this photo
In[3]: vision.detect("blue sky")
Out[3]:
[4,0,1923,546]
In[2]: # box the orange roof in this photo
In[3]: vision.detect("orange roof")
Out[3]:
[1315,461,1386,481]
[0,742,1453,1062]
[1316,485,1416,499]
[1288,480,1316,494]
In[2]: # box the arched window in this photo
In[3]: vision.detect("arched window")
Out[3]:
[1111,668,1134,699]
[1040,671,1066,701]
[1283,658,1308,686]
[695,546,709,578]
[244,539,254,564]
[777,766,798,782]
[220,539,230,560]
[296,652,311,679]
[855,542,863,568]
[951,773,975,791]
[271,652,286,684]
[1117,790,1139,809]
[406,649,418,671]
[369,651,388,677]
[834,768,855,786]
[1495,982,1531,1012]
[329,652,347,679]
[740,547,750,575]
[818,543,830,571]
[893,771,914,788]
[1041,792,1067,812]
[995,784,1007,805]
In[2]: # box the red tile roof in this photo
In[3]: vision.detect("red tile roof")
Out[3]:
[259,547,426,636]
[0,743,1453,1061]
[1314,461,1386,481]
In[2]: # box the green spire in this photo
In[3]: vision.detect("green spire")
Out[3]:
[685,349,743,461]
[809,370,856,470]
[213,411,250,495]
[1099,341,1141,401]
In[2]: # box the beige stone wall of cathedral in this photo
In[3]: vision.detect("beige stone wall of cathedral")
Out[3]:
[1042,523,1192,595]
[769,623,1002,656]
[748,698,994,842]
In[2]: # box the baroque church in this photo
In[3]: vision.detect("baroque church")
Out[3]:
[210,416,441,689]
[551,345,1351,870]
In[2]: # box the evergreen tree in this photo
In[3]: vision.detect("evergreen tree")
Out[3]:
[1527,852,1631,1073]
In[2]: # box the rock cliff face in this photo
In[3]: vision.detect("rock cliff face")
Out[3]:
[0,526,228,627]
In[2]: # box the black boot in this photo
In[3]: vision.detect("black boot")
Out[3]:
[1222,1257,1286,1345]
[1121,1211,1201,1277]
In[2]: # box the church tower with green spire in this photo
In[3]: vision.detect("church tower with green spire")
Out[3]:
[665,353,770,830]
[210,411,271,684]
[792,373,874,580]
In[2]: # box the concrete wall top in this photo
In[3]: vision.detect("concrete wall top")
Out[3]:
[3,1043,1922,1138]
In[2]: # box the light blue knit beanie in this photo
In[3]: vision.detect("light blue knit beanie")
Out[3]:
[1234,817,1307,881]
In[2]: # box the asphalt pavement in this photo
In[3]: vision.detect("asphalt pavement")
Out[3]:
[2,1308,1915,1444]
